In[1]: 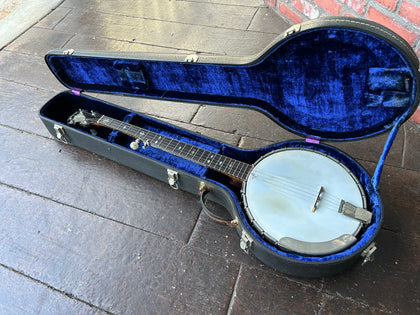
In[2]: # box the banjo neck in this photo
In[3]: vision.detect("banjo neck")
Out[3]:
[94,114,252,181]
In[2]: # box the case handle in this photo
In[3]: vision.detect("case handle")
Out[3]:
[199,189,238,228]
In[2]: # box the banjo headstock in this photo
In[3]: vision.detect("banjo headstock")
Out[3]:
[67,109,101,126]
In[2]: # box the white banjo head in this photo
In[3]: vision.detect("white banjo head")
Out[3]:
[242,148,367,256]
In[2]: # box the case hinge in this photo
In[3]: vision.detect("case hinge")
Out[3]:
[63,49,74,55]
[167,169,179,190]
[185,54,199,63]
[54,124,69,144]
[285,25,301,37]
[361,242,377,266]
[239,231,253,254]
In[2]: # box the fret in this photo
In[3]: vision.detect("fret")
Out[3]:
[205,152,216,167]
[94,114,251,180]
[212,154,225,171]
[196,148,208,165]
[167,139,179,153]
[153,134,165,148]
[186,145,198,159]
[235,162,246,180]
[191,147,203,162]
[231,159,242,178]
[163,138,174,152]
[240,163,253,180]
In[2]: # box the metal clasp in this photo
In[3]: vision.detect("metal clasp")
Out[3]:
[239,231,253,254]
[185,54,199,63]
[54,124,69,144]
[167,169,179,190]
[361,242,377,266]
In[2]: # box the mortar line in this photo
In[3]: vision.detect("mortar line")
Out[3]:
[0,181,173,243]
[401,124,407,168]
[189,105,203,124]
[246,8,259,31]
[185,207,203,245]
[0,263,114,314]
[52,7,73,30]
[76,9,280,35]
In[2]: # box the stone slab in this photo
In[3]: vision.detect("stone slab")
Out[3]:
[247,6,291,33]
[54,9,277,55]
[323,230,420,314]
[228,266,324,314]
[0,265,105,314]
[0,0,63,50]
[403,122,420,172]
[62,0,258,31]
[0,184,239,314]
[0,78,57,137]
[4,27,73,56]
[0,51,65,92]
[0,126,201,242]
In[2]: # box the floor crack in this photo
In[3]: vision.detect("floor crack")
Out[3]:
[0,263,114,314]
[226,264,242,315]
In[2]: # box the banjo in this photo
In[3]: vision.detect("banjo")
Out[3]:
[68,109,372,256]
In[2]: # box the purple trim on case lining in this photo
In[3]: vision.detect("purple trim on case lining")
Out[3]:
[72,89,82,96]
[306,136,320,144]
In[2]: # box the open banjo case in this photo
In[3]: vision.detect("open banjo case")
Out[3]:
[40,17,420,277]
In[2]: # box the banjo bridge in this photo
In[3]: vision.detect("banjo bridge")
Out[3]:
[311,186,324,213]
[339,200,372,224]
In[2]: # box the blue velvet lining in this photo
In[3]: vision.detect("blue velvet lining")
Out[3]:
[110,113,219,177]
[46,28,417,140]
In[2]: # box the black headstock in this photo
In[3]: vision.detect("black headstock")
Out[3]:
[67,109,101,126]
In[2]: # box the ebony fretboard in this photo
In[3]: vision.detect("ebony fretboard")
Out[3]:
[96,115,252,181]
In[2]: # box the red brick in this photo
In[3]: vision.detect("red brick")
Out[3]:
[266,0,277,8]
[277,2,303,24]
[292,0,320,18]
[399,0,420,26]
[341,0,367,15]
[376,0,399,11]
[313,0,343,15]
[366,7,418,45]
[343,11,357,17]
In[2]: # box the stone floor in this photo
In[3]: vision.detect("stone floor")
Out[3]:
[0,0,419,314]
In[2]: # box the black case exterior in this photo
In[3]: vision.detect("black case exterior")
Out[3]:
[40,17,420,277]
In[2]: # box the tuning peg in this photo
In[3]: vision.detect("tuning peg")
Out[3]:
[130,139,141,150]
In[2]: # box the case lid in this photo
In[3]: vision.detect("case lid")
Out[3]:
[45,17,420,141]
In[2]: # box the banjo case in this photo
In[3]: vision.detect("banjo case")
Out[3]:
[40,17,420,277]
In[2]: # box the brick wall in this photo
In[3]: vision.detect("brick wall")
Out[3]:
[265,0,420,124]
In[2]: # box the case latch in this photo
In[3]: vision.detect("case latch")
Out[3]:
[167,169,179,190]
[240,231,253,254]
[285,25,301,37]
[54,124,69,144]
[361,242,377,266]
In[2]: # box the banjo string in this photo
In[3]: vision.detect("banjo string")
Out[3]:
[254,171,346,212]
